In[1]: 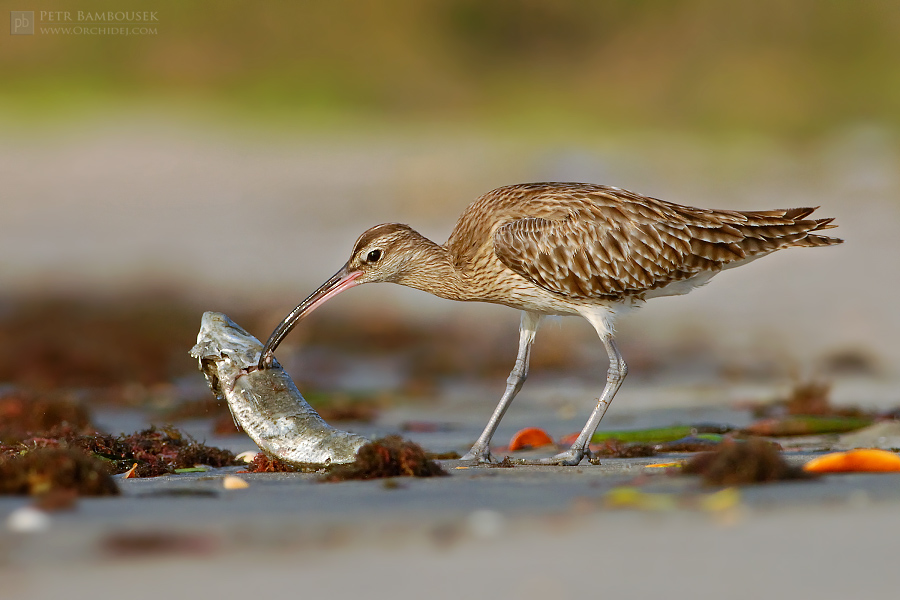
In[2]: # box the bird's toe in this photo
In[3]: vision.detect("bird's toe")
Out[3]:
[509,448,586,466]
[461,446,495,464]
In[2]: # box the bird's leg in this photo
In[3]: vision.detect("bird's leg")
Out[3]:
[461,311,542,463]
[558,335,626,464]
[513,334,626,466]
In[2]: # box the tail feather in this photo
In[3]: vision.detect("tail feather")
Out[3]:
[782,207,818,220]
[794,233,843,247]
[812,217,838,230]
[731,207,843,256]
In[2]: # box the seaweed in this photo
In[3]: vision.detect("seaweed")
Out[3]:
[683,438,814,486]
[245,453,305,473]
[0,447,119,496]
[322,436,447,481]
[0,389,95,442]
[73,426,242,477]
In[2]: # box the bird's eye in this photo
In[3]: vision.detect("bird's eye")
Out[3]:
[366,249,382,263]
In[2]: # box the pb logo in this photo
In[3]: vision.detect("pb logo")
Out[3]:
[10,11,34,35]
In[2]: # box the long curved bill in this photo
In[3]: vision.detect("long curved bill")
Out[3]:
[257,265,363,369]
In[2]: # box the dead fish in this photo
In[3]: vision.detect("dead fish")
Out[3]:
[189,312,367,466]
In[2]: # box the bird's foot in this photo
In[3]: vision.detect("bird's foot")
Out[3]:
[461,444,496,464]
[510,447,587,466]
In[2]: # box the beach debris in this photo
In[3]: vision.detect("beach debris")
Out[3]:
[579,424,732,446]
[0,447,119,497]
[223,475,250,489]
[322,436,447,481]
[744,415,872,437]
[235,451,257,463]
[683,439,814,485]
[244,453,305,473]
[75,426,240,477]
[191,312,367,467]
[122,463,138,479]
[509,427,554,451]
[0,391,240,480]
[803,449,900,473]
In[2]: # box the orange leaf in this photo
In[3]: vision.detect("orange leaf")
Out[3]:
[803,449,900,473]
[509,427,554,452]
[123,463,139,479]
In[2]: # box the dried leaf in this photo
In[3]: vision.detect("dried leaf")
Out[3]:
[803,449,900,473]
[508,427,554,451]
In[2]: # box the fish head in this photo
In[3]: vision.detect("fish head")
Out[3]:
[191,311,266,372]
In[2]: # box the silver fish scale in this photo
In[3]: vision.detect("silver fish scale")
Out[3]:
[190,312,367,466]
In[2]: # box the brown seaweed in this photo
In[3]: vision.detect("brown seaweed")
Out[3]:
[683,439,814,486]
[322,436,447,481]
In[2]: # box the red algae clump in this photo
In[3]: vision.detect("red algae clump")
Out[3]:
[323,436,447,481]
[246,453,306,473]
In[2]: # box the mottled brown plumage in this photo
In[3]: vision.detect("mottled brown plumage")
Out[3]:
[445,182,839,308]
[261,182,842,466]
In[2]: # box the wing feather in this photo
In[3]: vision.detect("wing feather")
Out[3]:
[490,187,840,300]
[449,183,842,301]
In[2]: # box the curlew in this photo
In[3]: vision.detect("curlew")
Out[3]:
[259,182,842,466]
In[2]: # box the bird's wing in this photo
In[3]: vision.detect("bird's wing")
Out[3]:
[492,192,755,299]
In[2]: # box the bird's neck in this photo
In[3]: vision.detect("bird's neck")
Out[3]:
[395,236,472,302]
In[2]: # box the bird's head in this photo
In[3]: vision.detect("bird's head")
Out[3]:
[257,223,426,368]
[344,223,427,284]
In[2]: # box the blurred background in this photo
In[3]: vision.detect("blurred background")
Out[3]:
[2,0,899,420]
